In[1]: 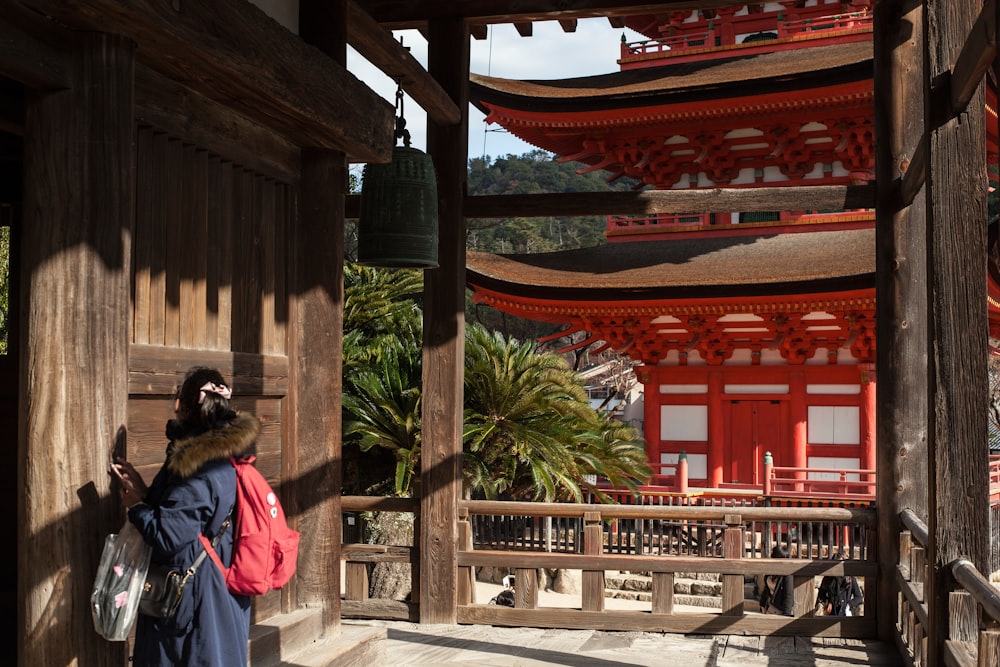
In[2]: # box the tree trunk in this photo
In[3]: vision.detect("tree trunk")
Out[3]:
[368,511,414,601]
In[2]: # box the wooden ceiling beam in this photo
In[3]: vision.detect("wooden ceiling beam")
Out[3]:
[346,0,462,126]
[559,19,579,33]
[355,0,738,28]
[462,185,876,218]
[0,4,73,90]
[18,0,394,162]
[345,184,877,219]
[514,22,533,37]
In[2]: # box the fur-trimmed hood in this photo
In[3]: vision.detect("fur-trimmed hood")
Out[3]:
[165,413,261,478]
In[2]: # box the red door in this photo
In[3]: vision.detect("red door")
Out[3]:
[728,400,782,484]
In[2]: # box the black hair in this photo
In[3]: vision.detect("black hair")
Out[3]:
[771,545,790,558]
[174,366,237,432]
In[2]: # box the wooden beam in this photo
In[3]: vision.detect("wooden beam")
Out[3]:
[357,0,739,28]
[949,0,996,120]
[345,184,876,219]
[19,0,394,161]
[463,185,875,218]
[346,0,461,126]
[558,18,579,33]
[896,0,995,208]
[514,22,533,37]
[0,5,73,90]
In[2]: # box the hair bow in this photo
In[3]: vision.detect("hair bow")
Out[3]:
[198,381,232,404]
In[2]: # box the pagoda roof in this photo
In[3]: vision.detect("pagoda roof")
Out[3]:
[466,225,874,303]
[470,39,871,116]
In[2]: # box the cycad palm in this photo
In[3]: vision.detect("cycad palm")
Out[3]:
[342,263,424,496]
[463,323,650,501]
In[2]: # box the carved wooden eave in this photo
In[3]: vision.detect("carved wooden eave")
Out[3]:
[470,40,876,187]
[17,0,395,162]
[466,223,881,365]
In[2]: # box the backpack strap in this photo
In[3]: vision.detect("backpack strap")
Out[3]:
[199,506,234,577]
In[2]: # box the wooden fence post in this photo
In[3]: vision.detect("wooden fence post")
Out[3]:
[949,590,977,643]
[722,513,745,616]
[763,451,773,496]
[458,508,474,605]
[582,511,605,611]
[515,568,538,609]
[678,450,689,494]
[651,572,675,615]
[980,629,1000,667]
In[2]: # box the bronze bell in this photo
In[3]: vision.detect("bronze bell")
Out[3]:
[358,145,439,269]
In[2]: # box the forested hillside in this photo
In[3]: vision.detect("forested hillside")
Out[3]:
[466,149,640,253]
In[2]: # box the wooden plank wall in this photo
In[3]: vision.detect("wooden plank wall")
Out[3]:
[132,126,290,354]
[128,125,295,621]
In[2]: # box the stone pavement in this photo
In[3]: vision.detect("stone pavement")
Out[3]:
[357,620,906,666]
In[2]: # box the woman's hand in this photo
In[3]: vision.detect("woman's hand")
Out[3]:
[111,457,148,509]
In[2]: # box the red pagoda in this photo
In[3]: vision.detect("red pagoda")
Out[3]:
[465,1,1000,493]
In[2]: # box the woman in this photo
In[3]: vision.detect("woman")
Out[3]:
[758,545,795,616]
[817,552,863,616]
[112,367,259,666]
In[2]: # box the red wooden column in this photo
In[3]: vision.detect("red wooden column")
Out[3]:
[790,371,808,479]
[708,370,724,488]
[21,33,134,667]
[422,17,469,625]
[859,364,876,481]
[639,365,661,473]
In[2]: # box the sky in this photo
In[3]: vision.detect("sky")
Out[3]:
[345,18,644,165]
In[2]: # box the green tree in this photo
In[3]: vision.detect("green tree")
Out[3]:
[462,323,650,502]
[342,337,422,496]
[342,263,424,496]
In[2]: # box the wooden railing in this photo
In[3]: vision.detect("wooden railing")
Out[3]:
[896,509,1000,666]
[340,495,878,636]
[340,495,420,621]
[990,455,1000,499]
[619,11,872,64]
[764,454,876,500]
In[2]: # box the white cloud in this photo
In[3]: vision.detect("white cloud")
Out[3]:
[346,18,643,162]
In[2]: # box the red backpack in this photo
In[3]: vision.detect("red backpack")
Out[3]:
[201,456,300,595]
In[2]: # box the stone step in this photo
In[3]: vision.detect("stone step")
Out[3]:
[248,610,386,667]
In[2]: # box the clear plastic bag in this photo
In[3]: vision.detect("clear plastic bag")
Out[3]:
[91,521,151,641]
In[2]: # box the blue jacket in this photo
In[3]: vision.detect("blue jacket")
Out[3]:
[128,414,259,666]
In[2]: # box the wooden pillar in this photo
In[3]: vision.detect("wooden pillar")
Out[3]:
[721,514,744,616]
[859,365,876,481]
[293,0,348,632]
[789,371,807,489]
[873,0,928,643]
[20,33,134,667]
[708,370,724,487]
[925,1,989,663]
[421,17,468,625]
[292,149,346,630]
[640,366,660,471]
[582,511,605,611]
